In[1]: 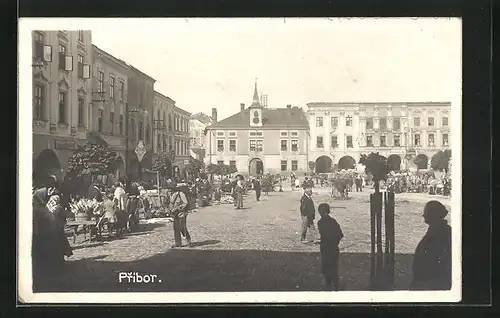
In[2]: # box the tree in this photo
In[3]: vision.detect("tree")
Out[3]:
[359,152,390,193]
[413,155,428,170]
[186,157,204,177]
[308,161,315,172]
[152,151,173,180]
[67,143,120,179]
[430,149,451,172]
[205,163,236,176]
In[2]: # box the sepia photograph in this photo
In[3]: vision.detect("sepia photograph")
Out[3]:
[18,17,462,303]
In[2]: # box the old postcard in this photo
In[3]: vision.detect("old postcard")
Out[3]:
[18,17,462,303]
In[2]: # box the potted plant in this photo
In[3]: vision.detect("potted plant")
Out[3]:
[70,198,102,221]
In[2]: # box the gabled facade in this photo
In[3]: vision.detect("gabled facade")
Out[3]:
[205,83,310,176]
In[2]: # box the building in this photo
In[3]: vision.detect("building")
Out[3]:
[126,66,156,180]
[189,112,214,162]
[153,91,174,159]
[171,105,192,177]
[205,83,310,176]
[87,45,129,180]
[307,102,452,173]
[32,30,93,185]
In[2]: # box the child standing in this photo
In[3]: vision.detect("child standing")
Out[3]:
[317,203,344,291]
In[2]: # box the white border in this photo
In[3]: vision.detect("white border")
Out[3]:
[18,18,462,304]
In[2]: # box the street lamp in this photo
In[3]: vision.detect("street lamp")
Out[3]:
[124,102,148,179]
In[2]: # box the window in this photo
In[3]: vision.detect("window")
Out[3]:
[331,135,338,148]
[229,132,237,137]
[119,114,123,135]
[157,133,161,152]
[249,131,263,137]
[280,131,288,137]
[414,134,421,146]
[98,71,104,92]
[229,140,236,152]
[230,160,236,168]
[291,131,298,137]
[331,117,338,127]
[163,138,167,151]
[58,44,66,70]
[130,118,135,140]
[442,133,449,146]
[394,135,401,147]
[291,160,298,171]
[316,116,323,127]
[168,114,172,130]
[428,133,435,146]
[346,135,353,148]
[58,92,66,124]
[249,140,263,151]
[77,97,84,127]
[217,140,224,152]
[169,136,173,149]
[366,118,373,129]
[77,54,84,78]
[316,136,324,148]
[379,118,387,130]
[281,160,288,172]
[146,124,150,144]
[346,115,352,126]
[34,32,45,60]
[119,81,124,102]
[109,76,115,99]
[291,140,298,152]
[380,135,386,147]
[366,135,373,147]
[138,120,144,141]
[217,160,224,165]
[33,84,44,120]
[442,116,448,126]
[393,118,401,130]
[110,112,115,134]
[98,109,103,132]
[428,117,434,126]
[414,117,420,127]
[78,30,84,42]
[281,140,288,151]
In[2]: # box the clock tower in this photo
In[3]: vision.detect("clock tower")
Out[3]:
[249,82,263,127]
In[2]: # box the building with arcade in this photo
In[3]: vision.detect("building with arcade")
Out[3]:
[205,83,310,176]
[307,101,452,173]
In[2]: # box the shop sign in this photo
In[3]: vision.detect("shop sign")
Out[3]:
[54,139,78,150]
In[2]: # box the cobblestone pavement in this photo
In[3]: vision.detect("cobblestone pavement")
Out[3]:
[36,189,452,292]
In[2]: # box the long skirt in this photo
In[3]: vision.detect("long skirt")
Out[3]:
[235,193,243,209]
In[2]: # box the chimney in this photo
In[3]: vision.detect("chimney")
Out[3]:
[287,104,292,109]
[240,103,245,112]
[212,108,217,123]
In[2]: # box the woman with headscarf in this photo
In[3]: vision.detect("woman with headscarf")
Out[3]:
[233,179,244,210]
[410,200,452,290]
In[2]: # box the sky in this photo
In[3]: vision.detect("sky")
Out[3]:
[73,18,461,121]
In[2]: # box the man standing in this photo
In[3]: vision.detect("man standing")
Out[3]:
[300,187,316,243]
[253,177,262,201]
[169,184,192,248]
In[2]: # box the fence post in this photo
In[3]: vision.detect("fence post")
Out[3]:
[375,192,383,288]
[388,191,395,288]
[370,193,376,289]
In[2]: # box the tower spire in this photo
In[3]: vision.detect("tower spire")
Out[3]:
[251,79,261,107]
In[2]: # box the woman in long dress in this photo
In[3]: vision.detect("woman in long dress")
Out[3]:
[233,180,244,209]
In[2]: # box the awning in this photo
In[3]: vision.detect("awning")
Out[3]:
[88,134,126,151]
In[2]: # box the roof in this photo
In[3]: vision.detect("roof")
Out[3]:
[154,91,175,104]
[307,101,452,107]
[173,105,191,116]
[190,112,213,125]
[207,106,309,130]
[92,45,130,72]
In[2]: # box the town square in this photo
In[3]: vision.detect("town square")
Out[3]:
[21,18,460,300]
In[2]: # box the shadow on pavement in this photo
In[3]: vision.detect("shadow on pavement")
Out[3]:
[189,240,221,247]
[33,249,415,293]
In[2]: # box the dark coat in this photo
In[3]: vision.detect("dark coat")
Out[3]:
[410,220,452,290]
[88,184,103,202]
[300,194,315,219]
[253,179,261,192]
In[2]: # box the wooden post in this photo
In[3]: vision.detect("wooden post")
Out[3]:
[375,192,383,288]
[383,192,390,289]
[388,191,395,288]
[157,171,160,192]
[370,193,376,289]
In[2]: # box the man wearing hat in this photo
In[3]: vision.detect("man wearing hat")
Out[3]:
[169,183,192,248]
[299,187,316,243]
